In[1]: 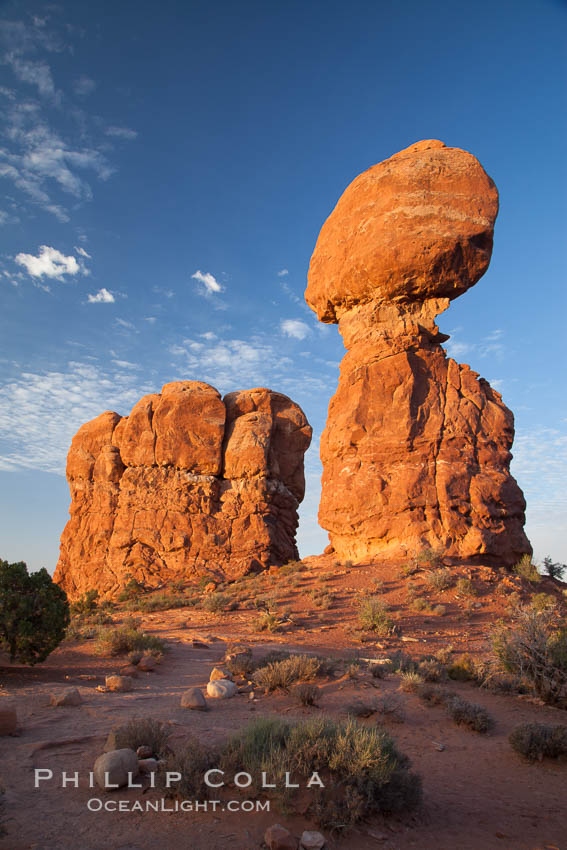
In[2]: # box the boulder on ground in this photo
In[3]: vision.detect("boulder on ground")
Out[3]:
[136,745,153,759]
[180,687,208,710]
[300,831,326,850]
[206,679,237,699]
[105,675,133,692]
[93,748,139,789]
[265,824,298,850]
[50,687,82,707]
[138,757,159,774]
[138,655,157,672]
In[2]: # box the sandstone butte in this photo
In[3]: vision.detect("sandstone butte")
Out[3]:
[305,139,531,567]
[54,382,312,599]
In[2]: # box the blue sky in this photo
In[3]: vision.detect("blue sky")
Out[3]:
[1,0,565,574]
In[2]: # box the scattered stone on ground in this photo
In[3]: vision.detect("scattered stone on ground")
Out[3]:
[50,687,82,707]
[206,679,237,699]
[264,823,298,850]
[180,687,207,710]
[105,675,133,692]
[93,748,139,790]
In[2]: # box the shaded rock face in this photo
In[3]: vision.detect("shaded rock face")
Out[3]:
[305,140,530,566]
[54,382,311,598]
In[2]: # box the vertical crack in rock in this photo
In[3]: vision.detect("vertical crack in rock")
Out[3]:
[305,139,531,566]
[54,383,311,599]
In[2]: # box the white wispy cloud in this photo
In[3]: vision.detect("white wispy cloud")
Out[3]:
[87,287,115,304]
[192,269,223,295]
[105,126,138,140]
[4,54,56,98]
[277,268,289,276]
[0,362,154,474]
[445,328,506,362]
[73,75,96,96]
[281,318,311,340]
[75,246,91,258]
[14,245,86,280]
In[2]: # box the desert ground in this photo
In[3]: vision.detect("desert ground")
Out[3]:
[1,554,566,850]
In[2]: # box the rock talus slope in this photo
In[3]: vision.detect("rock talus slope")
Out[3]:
[54,383,311,598]
[305,139,530,565]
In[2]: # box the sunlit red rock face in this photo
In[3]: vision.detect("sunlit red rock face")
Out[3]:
[306,139,530,566]
[54,382,311,598]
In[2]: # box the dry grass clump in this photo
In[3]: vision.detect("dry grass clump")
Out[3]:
[253,610,285,632]
[416,683,451,706]
[220,715,421,829]
[446,696,492,733]
[425,568,453,591]
[399,671,423,693]
[253,654,320,692]
[357,597,395,635]
[418,658,446,682]
[513,554,541,583]
[111,717,171,757]
[202,592,235,614]
[95,620,165,656]
[447,653,478,682]
[309,588,335,609]
[530,593,557,613]
[455,577,476,597]
[295,683,320,706]
[508,722,567,761]
[491,606,567,705]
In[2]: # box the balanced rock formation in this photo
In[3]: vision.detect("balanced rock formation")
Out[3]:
[54,382,311,598]
[306,139,530,566]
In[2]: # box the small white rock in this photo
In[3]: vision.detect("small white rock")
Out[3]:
[300,830,326,850]
[93,748,139,789]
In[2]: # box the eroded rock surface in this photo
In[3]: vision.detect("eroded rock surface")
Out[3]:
[54,383,311,598]
[305,139,530,565]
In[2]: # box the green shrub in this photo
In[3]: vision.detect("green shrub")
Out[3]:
[530,593,557,613]
[513,554,540,583]
[447,653,478,681]
[446,696,492,733]
[456,577,476,597]
[0,559,70,664]
[357,597,394,634]
[491,607,567,705]
[254,654,320,691]
[220,715,421,828]
[96,624,166,656]
[202,592,233,613]
[418,658,445,682]
[542,557,566,581]
[117,576,146,602]
[425,568,453,591]
[111,717,171,757]
[509,722,567,761]
[70,589,99,617]
[278,560,305,576]
[416,547,443,568]
[131,591,193,612]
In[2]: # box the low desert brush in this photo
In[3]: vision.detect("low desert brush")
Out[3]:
[513,554,541,584]
[426,568,453,591]
[295,683,320,706]
[253,654,320,691]
[491,606,567,705]
[416,683,451,706]
[357,597,394,635]
[111,717,171,757]
[447,653,478,682]
[219,715,421,828]
[202,592,234,614]
[158,736,219,800]
[508,722,567,761]
[96,623,165,656]
[446,696,492,733]
[399,671,423,693]
[456,577,476,597]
